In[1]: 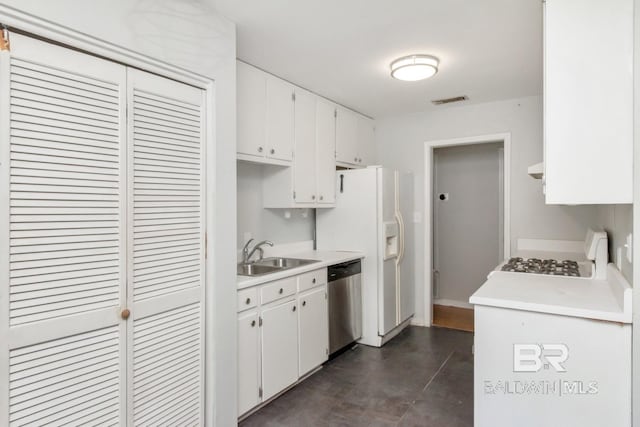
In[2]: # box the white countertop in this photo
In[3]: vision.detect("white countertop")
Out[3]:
[470,263,632,323]
[237,250,365,290]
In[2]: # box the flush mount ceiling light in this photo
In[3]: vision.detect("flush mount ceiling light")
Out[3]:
[390,54,439,81]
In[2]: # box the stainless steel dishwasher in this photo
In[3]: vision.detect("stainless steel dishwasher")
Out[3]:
[328,259,362,355]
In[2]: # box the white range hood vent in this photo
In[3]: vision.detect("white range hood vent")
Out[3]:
[527,162,543,180]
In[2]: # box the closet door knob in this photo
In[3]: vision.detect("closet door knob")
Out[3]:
[121,309,131,320]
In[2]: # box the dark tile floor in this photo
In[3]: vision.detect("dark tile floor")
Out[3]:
[240,326,474,427]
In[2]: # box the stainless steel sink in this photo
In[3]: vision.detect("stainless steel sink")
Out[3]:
[237,263,281,276]
[254,257,319,269]
[237,257,319,276]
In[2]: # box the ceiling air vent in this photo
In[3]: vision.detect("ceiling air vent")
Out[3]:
[431,95,469,106]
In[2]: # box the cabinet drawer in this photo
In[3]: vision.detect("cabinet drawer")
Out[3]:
[238,288,258,312]
[298,268,327,293]
[261,277,297,305]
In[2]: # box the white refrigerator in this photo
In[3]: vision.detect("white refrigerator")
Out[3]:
[316,166,414,347]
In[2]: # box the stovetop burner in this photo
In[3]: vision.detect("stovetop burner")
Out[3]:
[501,257,581,277]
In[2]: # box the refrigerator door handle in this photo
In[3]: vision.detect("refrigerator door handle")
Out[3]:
[395,211,405,264]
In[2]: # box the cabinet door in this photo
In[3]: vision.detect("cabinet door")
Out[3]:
[238,311,260,416]
[316,100,337,204]
[266,75,294,162]
[237,61,266,158]
[261,299,299,400]
[298,287,329,376]
[335,106,358,165]
[544,0,632,204]
[0,33,128,426]
[357,116,375,166]
[293,89,317,204]
[127,68,206,425]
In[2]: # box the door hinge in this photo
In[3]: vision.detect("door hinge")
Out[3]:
[0,26,10,52]
[334,109,337,118]
[259,316,263,327]
[258,386,263,398]
[326,348,329,356]
[204,232,208,259]
[291,93,296,102]
[293,191,296,199]
[325,292,327,299]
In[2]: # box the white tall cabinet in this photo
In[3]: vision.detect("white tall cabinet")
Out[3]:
[0,33,206,425]
[544,0,633,204]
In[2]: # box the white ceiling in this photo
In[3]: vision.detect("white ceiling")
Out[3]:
[212,0,542,119]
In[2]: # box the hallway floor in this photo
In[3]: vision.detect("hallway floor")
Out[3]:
[240,326,474,427]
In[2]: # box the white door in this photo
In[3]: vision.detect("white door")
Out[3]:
[237,61,266,158]
[238,311,260,416]
[126,68,206,426]
[265,75,294,162]
[293,88,317,204]
[379,168,398,335]
[315,99,336,204]
[0,33,128,425]
[397,172,414,323]
[335,106,358,165]
[261,299,299,400]
[298,287,328,376]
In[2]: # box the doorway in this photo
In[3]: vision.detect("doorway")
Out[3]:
[423,134,511,331]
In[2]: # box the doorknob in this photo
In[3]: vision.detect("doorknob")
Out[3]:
[121,309,131,320]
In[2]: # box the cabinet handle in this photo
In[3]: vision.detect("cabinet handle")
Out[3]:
[319,195,324,201]
[121,309,130,320]
[354,157,358,162]
[292,306,297,312]
[258,146,263,153]
[358,158,362,163]
[246,297,251,305]
[279,288,283,294]
[312,278,316,284]
[251,320,256,327]
[311,195,316,200]
[270,148,275,155]
[302,300,306,307]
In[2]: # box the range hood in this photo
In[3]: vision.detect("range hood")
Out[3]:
[527,162,544,180]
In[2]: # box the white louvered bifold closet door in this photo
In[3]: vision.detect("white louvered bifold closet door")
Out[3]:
[126,68,205,426]
[0,34,127,426]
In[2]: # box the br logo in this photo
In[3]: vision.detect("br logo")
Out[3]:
[513,344,569,372]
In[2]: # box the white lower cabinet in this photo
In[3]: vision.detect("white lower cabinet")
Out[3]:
[261,299,299,400]
[298,287,329,376]
[237,269,328,417]
[238,311,261,416]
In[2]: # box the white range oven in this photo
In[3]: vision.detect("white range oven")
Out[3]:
[470,229,632,427]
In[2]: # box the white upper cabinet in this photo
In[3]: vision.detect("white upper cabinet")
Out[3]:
[544,0,633,204]
[357,115,376,166]
[316,99,337,204]
[263,91,337,208]
[266,75,295,162]
[336,106,359,166]
[237,61,267,159]
[336,107,375,167]
[293,88,318,204]
[237,61,294,165]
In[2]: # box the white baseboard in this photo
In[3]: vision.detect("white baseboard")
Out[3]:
[433,298,474,310]
[410,317,426,327]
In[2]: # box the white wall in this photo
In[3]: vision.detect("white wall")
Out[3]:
[237,161,314,254]
[0,2,237,425]
[376,95,603,324]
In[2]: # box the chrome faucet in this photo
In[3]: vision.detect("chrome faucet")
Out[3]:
[242,239,274,263]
